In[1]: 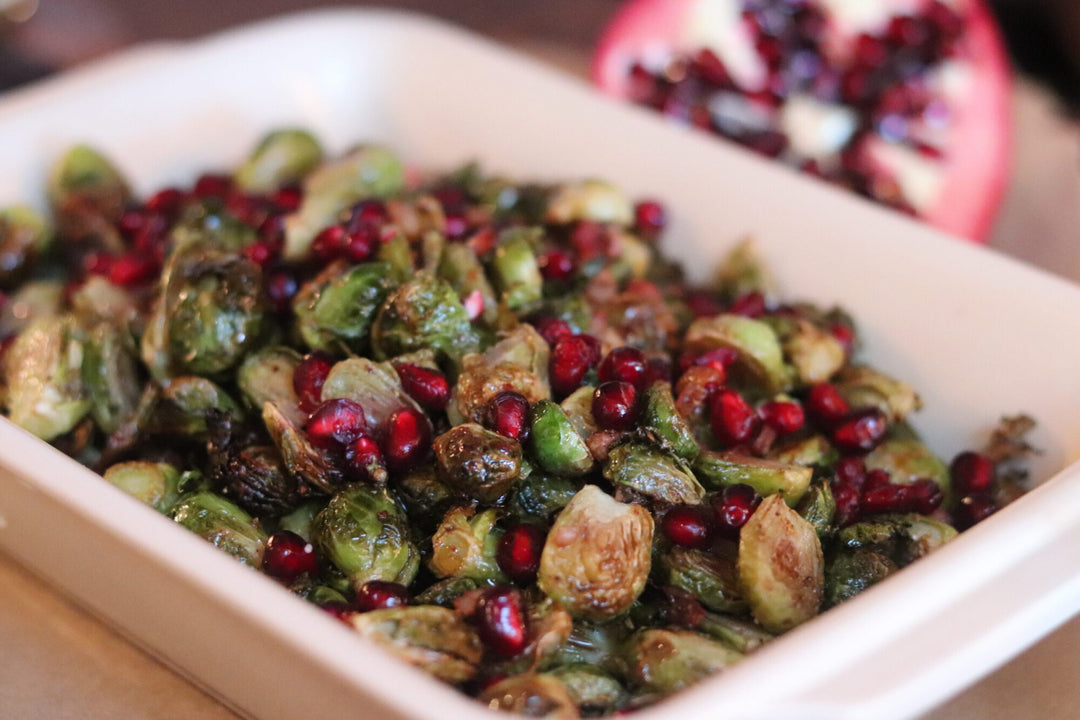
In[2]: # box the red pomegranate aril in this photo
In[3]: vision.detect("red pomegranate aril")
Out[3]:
[712,483,762,538]
[109,252,157,287]
[311,225,346,263]
[347,435,387,483]
[266,270,299,314]
[318,602,354,623]
[192,173,232,199]
[570,220,611,261]
[475,588,529,658]
[758,400,804,435]
[242,240,276,268]
[396,363,450,412]
[549,336,594,398]
[834,456,868,491]
[577,334,603,366]
[685,290,723,318]
[531,316,574,347]
[355,580,410,612]
[831,408,889,454]
[344,222,380,263]
[383,407,432,473]
[539,249,575,281]
[226,191,268,226]
[909,478,945,515]
[306,398,369,450]
[950,451,995,495]
[861,483,912,515]
[82,251,114,277]
[828,322,856,356]
[831,481,862,526]
[710,388,760,447]
[661,504,713,549]
[463,289,485,322]
[953,493,997,531]
[293,351,335,413]
[806,383,850,424]
[486,390,531,442]
[634,199,667,238]
[348,198,390,227]
[145,187,186,218]
[496,523,546,585]
[598,346,648,390]
[263,530,318,581]
[863,468,892,492]
[693,347,738,374]
[272,185,303,212]
[592,381,639,431]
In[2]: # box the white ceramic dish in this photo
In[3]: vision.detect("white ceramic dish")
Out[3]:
[1,9,1079,720]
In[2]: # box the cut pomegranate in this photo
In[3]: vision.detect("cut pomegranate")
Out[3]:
[592,0,1011,241]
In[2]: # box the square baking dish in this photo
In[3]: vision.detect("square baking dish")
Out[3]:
[1,9,1079,720]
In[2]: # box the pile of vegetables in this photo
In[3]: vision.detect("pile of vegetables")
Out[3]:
[0,130,1032,717]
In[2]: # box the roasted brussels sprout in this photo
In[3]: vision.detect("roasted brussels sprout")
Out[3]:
[170,491,268,567]
[0,205,51,289]
[428,505,506,583]
[548,665,628,716]
[622,629,742,695]
[81,320,142,435]
[434,423,522,504]
[348,606,483,684]
[546,179,633,225]
[371,272,481,367]
[603,441,704,506]
[492,228,544,312]
[103,461,182,513]
[528,401,594,478]
[236,346,305,427]
[657,546,745,614]
[683,314,791,394]
[47,145,131,225]
[693,451,812,507]
[293,261,398,355]
[480,673,579,718]
[234,128,324,192]
[824,548,898,607]
[640,381,699,461]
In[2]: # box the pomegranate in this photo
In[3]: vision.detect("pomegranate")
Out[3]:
[592,0,1011,240]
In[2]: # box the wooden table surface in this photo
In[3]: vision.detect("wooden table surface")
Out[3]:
[3,2,1080,718]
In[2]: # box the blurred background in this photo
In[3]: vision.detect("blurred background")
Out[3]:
[0,2,1079,720]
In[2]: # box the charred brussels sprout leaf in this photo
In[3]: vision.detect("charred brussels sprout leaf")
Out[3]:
[434,423,522,504]
[623,629,742,695]
[796,481,836,540]
[507,471,581,523]
[658,546,745,614]
[312,484,419,591]
[737,494,824,633]
[824,548,898,607]
[348,606,483,684]
[437,242,498,324]
[263,401,346,494]
[170,491,267,567]
[103,461,182,513]
[479,673,579,719]
[234,128,323,193]
[604,442,705,506]
[641,381,700,461]
[371,272,481,367]
[428,505,506,583]
[838,514,957,568]
[0,205,51,290]
[293,261,397,355]
[538,485,653,620]
[213,444,299,518]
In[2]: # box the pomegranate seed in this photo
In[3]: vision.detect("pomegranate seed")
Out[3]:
[861,483,912,515]
[344,222,380,263]
[266,270,299,314]
[485,391,531,442]
[311,225,346,263]
[82,251,114,277]
[463,289,485,321]
[634,199,667,238]
[395,364,450,413]
[712,484,762,538]
[863,468,892,492]
[355,580,410,612]
[272,185,303,212]
[109,252,157,287]
[193,173,232,199]
[806,383,850,425]
[685,290,723,318]
[318,602,354,623]
[710,388,760,447]
[834,456,867,491]
[909,478,944,515]
[496,523,546,584]
[569,221,611,261]
[145,187,187,218]
[226,191,268,226]
[263,530,318,581]
[306,398,369,450]
[692,347,738,375]
[577,334,603,366]
[530,316,574,347]
[549,336,594,398]
[728,291,766,318]
[831,481,861,526]
[293,351,335,413]
[347,436,386,483]
[690,48,730,87]
[475,588,529,658]
[592,381,639,431]
[661,504,713,549]
[758,400,804,435]
[348,198,390,228]
[382,407,432,473]
[598,346,648,389]
[538,249,575,281]
[950,451,995,495]
[852,33,889,69]
[242,240,276,268]
[831,408,889,454]
[953,493,997,531]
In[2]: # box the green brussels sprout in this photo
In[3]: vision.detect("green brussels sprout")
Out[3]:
[434,423,522,504]
[428,505,507,583]
[683,314,791,395]
[234,128,324,192]
[693,451,812,507]
[838,513,957,568]
[492,228,544,312]
[641,381,700,461]
[437,242,498,324]
[479,673,579,719]
[864,438,950,496]
[413,576,484,607]
[546,179,633,225]
[696,611,775,653]
[559,386,599,442]
[622,629,742,695]
[529,401,594,478]
[371,272,481,367]
[538,485,653,620]
[547,665,628,715]
[47,145,131,220]
[262,401,348,494]
[603,442,705,506]
[312,484,420,591]
[2,315,91,441]
[347,606,483,684]
[544,619,632,676]
[160,245,268,377]
[213,444,300,518]
[170,491,267,567]
[0,205,51,289]
[283,145,405,261]
[376,232,414,282]
[824,548,898,607]
[657,546,745,614]
[69,276,139,326]
[796,481,836,540]
[451,324,551,424]
[319,357,423,431]
[81,320,142,435]
[103,461,182,513]
[834,365,922,423]
[0,280,63,339]
[780,318,846,386]
[278,500,326,541]
[393,464,455,532]
[236,346,305,428]
[293,261,398,355]
[506,472,582,523]
[713,239,775,302]
[144,376,243,439]
[768,434,836,469]
[737,494,824,633]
